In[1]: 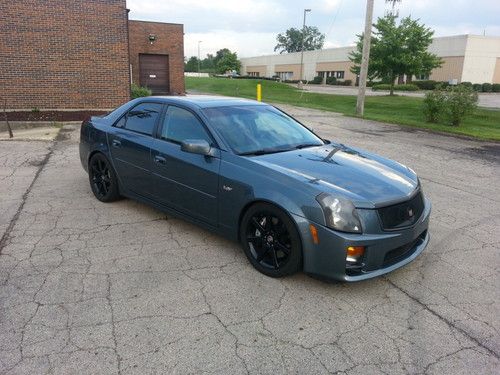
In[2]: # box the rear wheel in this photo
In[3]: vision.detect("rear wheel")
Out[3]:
[240,203,302,277]
[88,153,120,202]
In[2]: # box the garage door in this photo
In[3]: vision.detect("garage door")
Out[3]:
[139,54,170,95]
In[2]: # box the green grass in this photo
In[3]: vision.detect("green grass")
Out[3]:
[186,77,500,141]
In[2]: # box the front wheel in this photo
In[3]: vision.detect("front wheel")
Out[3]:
[240,203,302,277]
[88,153,121,202]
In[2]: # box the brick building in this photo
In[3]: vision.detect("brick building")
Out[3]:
[129,21,185,96]
[0,0,184,112]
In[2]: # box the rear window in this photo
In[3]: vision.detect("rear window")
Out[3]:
[116,103,163,136]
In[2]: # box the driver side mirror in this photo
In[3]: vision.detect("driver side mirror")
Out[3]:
[180,139,216,157]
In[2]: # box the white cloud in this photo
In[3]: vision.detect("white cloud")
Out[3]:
[185,31,277,58]
[320,0,341,12]
[127,0,500,58]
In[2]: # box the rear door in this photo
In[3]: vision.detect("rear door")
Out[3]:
[108,102,163,197]
[150,105,220,225]
[139,54,169,95]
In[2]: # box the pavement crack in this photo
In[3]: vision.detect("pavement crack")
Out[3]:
[0,140,57,255]
[384,277,500,360]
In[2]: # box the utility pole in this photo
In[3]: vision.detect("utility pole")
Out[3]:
[298,8,311,89]
[356,0,374,116]
[197,40,202,77]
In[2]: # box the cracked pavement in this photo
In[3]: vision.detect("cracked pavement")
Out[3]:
[0,106,499,374]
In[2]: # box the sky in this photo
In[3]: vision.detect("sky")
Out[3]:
[127,0,500,59]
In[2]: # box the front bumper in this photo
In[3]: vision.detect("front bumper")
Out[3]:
[294,198,431,282]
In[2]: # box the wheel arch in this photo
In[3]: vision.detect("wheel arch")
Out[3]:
[87,150,123,194]
[237,199,305,251]
[88,149,105,165]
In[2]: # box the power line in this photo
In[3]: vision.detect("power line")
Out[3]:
[325,0,344,39]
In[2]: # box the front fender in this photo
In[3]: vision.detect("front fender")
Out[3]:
[218,155,324,240]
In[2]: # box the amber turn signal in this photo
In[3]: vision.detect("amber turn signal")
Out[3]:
[309,224,319,244]
[346,246,365,263]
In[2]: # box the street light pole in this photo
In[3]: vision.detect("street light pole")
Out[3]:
[356,0,374,116]
[299,8,311,89]
[197,40,202,77]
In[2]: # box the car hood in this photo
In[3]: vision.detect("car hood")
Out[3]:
[250,143,419,208]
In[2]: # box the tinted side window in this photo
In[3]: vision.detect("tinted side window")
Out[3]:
[123,103,162,136]
[161,106,211,144]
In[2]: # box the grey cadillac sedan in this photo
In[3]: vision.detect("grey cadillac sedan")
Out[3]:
[79,95,431,281]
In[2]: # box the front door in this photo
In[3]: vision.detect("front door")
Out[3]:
[150,105,220,225]
[108,102,163,197]
[139,54,170,95]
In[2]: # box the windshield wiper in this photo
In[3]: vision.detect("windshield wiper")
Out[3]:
[238,148,291,156]
[293,143,323,150]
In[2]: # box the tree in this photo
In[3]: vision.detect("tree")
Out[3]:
[274,26,325,54]
[356,0,401,116]
[184,50,240,74]
[201,54,215,71]
[211,48,241,74]
[350,14,442,95]
[184,56,200,72]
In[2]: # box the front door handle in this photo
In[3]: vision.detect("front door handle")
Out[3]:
[154,155,166,164]
[112,139,121,148]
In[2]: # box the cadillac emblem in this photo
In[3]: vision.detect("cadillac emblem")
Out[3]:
[408,207,414,218]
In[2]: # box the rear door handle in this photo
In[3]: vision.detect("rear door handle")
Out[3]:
[112,139,121,148]
[154,155,166,164]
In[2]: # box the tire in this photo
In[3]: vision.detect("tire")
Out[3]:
[88,153,121,202]
[240,203,302,277]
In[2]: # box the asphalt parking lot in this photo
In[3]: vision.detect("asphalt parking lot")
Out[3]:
[1,106,499,374]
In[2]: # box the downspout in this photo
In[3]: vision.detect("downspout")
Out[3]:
[126,7,132,98]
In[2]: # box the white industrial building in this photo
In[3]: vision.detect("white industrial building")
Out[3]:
[240,35,500,85]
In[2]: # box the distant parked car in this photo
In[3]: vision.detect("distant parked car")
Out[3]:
[79,96,430,281]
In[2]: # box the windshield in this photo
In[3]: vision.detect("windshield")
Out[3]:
[202,105,324,155]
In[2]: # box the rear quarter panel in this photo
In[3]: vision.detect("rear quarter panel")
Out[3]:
[79,117,113,172]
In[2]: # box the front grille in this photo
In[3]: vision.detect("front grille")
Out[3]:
[383,230,426,268]
[377,191,424,231]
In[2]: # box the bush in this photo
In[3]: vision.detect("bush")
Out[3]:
[326,76,337,85]
[371,83,391,91]
[311,76,323,84]
[342,79,353,86]
[396,84,419,91]
[234,76,278,81]
[444,85,478,126]
[131,83,152,98]
[372,83,419,91]
[422,84,478,126]
[492,83,500,93]
[460,81,472,88]
[423,88,446,123]
[414,80,438,90]
[472,83,482,92]
[482,83,492,92]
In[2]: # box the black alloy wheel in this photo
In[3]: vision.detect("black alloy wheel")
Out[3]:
[89,153,120,202]
[240,203,302,277]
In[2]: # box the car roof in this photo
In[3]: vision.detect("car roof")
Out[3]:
[147,95,268,109]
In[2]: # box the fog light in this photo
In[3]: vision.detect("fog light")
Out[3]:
[346,246,365,263]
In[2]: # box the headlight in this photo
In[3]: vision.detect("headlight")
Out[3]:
[316,193,362,233]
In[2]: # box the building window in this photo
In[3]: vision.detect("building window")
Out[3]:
[317,71,345,79]
[248,72,260,77]
[276,71,293,81]
[416,73,429,80]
